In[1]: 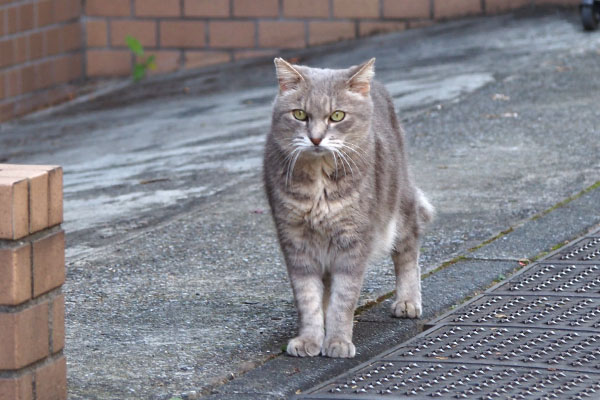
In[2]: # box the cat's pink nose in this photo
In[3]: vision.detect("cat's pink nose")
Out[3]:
[310,137,322,146]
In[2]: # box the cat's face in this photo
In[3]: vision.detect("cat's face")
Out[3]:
[271,59,375,162]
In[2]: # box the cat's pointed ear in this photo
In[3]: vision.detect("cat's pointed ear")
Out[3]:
[274,58,305,93]
[347,58,375,96]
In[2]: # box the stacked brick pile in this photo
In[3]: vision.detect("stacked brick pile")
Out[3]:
[0,165,66,400]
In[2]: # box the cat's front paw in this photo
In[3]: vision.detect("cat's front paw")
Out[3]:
[287,336,322,357]
[391,299,422,318]
[322,338,356,358]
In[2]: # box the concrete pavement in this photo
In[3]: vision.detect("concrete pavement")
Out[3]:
[0,7,599,400]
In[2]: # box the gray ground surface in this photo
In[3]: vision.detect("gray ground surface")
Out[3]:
[1,8,599,400]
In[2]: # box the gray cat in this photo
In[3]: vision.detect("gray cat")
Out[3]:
[263,58,433,358]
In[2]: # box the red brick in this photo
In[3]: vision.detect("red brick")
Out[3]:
[486,0,531,13]
[0,9,4,35]
[87,0,131,16]
[184,0,230,17]
[0,302,49,369]
[233,0,279,17]
[7,6,17,34]
[0,165,63,227]
[87,50,131,77]
[86,20,108,47]
[35,356,67,400]
[209,21,255,48]
[0,73,4,100]
[234,49,277,61]
[434,0,482,19]
[20,65,36,95]
[0,373,33,400]
[383,0,430,18]
[0,243,31,306]
[283,0,330,17]
[29,32,44,60]
[184,50,231,69]
[37,0,54,27]
[45,166,63,227]
[62,22,83,52]
[54,54,83,84]
[0,103,14,123]
[14,36,28,64]
[0,168,49,234]
[333,0,379,18]
[35,60,55,91]
[0,40,13,68]
[45,26,61,56]
[0,177,28,240]
[19,3,35,32]
[535,0,579,5]
[32,230,65,297]
[359,21,406,37]
[51,294,65,353]
[259,21,305,49]
[6,69,21,97]
[160,21,205,48]
[309,21,355,46]
[135,0,180,17]
[112,20,157,47]
[54,0,81,23]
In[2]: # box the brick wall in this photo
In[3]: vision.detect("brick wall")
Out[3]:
[0,0,580,122]
[0,0,83,122]
[0,165,66,400]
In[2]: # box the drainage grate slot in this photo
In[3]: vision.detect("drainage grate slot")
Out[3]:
[549,237,600,262]
[435,295,600,328]
[383,325,600,372]
[493,263,600,294]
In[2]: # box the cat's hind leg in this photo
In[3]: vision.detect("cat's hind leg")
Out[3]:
[287,272,325,357]
[391,233,422,318]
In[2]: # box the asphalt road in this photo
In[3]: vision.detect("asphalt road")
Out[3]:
[1,8,599,400]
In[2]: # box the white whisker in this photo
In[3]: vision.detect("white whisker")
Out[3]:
[335,148,353,177]
[338,147,360,173]
[284,147,302,187]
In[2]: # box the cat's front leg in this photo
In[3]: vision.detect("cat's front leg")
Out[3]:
[322,257,366,358]
[287,270,325,357]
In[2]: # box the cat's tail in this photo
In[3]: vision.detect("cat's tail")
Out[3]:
[416,188,435,228]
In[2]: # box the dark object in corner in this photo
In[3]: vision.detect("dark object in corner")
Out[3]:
[581,0,600,30]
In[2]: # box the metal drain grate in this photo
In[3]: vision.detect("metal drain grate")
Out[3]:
[432,295,600,328]
[548,237,600,262]
[494,263,600,294]
[384,325,600,371]
[301,361,600,399]
[295,232,600,400]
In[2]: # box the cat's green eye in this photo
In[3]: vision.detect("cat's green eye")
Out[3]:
[330,110,345,122]
[293,109,307,121]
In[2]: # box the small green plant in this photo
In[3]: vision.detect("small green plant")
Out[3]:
[125,35,156,82]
